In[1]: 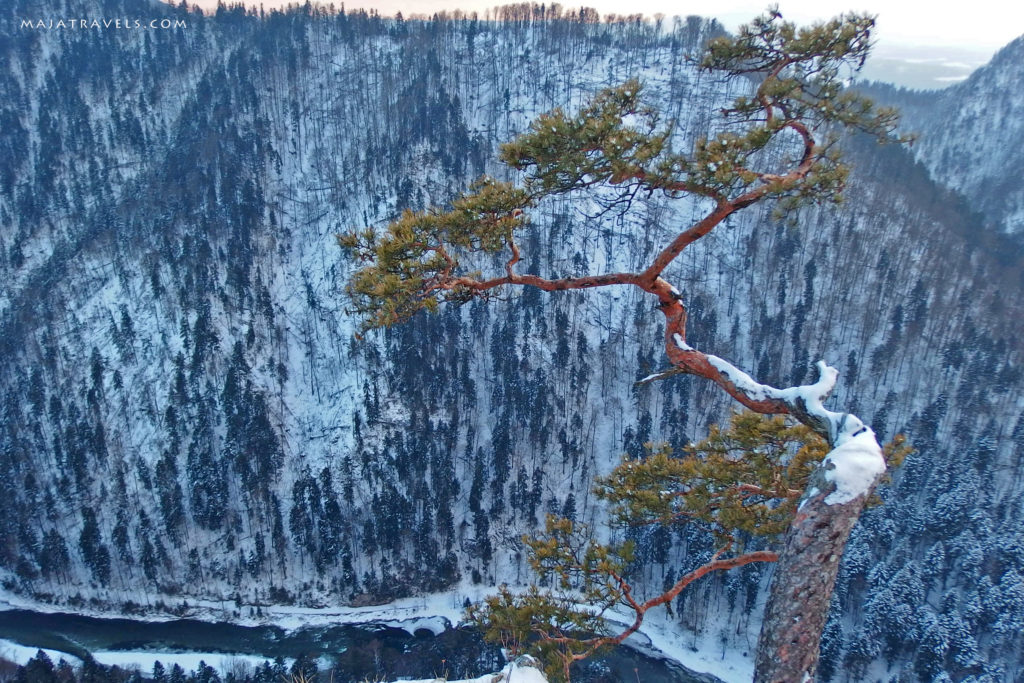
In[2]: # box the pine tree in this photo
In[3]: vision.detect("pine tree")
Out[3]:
[341,10,908,681]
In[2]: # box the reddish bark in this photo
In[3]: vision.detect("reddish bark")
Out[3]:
[753,479,875,682]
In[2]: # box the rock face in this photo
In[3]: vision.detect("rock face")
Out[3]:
[1,1,1022,679]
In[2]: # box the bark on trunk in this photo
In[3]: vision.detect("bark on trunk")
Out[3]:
[752,467,875,682]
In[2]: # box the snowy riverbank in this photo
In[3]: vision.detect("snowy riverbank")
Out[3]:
[0,584,743,682]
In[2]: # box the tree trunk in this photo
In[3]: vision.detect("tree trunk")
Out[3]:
[753,467,873,682]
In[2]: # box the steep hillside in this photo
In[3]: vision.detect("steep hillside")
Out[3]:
[0,2,1022,680]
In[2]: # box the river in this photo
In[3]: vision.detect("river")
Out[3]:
[0,609,717,682]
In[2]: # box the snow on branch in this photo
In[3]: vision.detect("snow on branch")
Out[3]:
[821,424,886,505]
[689,352,885,506]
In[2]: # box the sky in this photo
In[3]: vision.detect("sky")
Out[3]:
[181,0,1024,88]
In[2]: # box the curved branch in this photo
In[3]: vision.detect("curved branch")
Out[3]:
[505,236,522,278]
[639,201,736,284]
[668,342,839,440]
[640,118,817,285]
[575,550,778,656]
[447,270,641,295]
[756,58,793,124]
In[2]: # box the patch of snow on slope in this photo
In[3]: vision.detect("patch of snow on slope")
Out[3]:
[390,657,548,683]
[0,639,81,667]
[90,651,274,674]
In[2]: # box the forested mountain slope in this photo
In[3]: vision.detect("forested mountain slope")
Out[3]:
[0,2,1022,680]
[864,35,1024,236]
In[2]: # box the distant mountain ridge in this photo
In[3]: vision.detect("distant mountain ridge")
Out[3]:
[867,34,1024,235]
[859,43,990,91]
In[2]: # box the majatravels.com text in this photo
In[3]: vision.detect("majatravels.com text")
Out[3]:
[22,18,187,30]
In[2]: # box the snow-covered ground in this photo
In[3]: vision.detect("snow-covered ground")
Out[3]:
[0,639,80,667]
[389,658,549,683]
